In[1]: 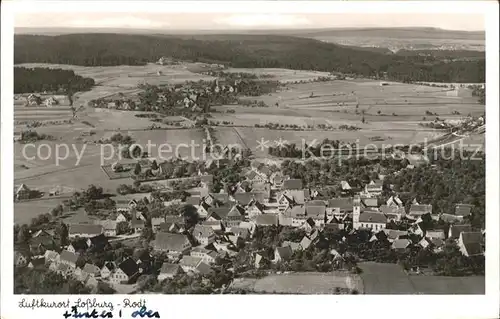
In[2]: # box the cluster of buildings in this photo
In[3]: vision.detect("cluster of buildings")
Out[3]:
[22,94,62,107]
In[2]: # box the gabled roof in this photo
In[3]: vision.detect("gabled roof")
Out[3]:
[186,196,201,206]
[282,179,303,190]
[410,204,433,215]
[82,263,101,275]
[69,224,103,236]
[153,232,190,252]
[455,204,473,217]
[425,229,446,239]
[460,231,483,244]
[118,257,139,277]
[306,200,326,207]
[151,217,165,227]
[16,183,31,194]
[382,229,408,240]
[462,242,483,256]
[284,205,306,218]
[229,227,250,238]
[341,181,351,190]
[379,205,404,215]
[208,193,230,203]
[282,241,301,251]
[44,250,59,262]
[275,246,293,260]
[328,198,353,211]
[392,239,411,250]
[255,214,278,226]
[233,192,267,205]
[283,190,308,204]
[193,224,215,238]
[102,262,116,272]
[361,197,378,208]
[195,262,213,275]
[449,224,472,239]
[305,205,326,219]
[60,250,79,264]
[300,236,313,249]
[208,207,231,220]
[159,262,181,275]
[180,256,202,268]
[228,205,246,217]
[358,212,387,224]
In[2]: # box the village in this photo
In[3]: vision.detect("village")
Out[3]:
[13,146,485,293]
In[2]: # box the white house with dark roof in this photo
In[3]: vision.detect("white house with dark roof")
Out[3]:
[353,210,387,231]
[327,198,353,217]
[100,262,116,279]
[179,256,203,273]
[110,258,139,284]
[386,195,403,207]
[190,247,218,264]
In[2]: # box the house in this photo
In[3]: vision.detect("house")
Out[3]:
[324,216,345,230]
[190,247,218,264]
[195,261,213,276]
[270,172,286,188]
[254,253,269,269]
[379,205,404,222]
[282,179,303,190]
[382,229,409,242]
[255,214,279,226]
[454,204,474,219]
[59,250,79,268]
[226,205,246,227]
[327,198,353,217]
[44,250,60,265]
[86,234,109,251]
[304,205,327,226]
[56,263,74,277]
[392,239,411,252]
[100,262,116,279]
[404,154,429,168]
[179,256,203,273]
[207,206,231,223]
[365,180,383,196]
[361,197,378,208]
[448,224,472,239]
[386,195,403,207]
[14,251,28,267]
[247,201,266,219]
[98,220,117,237]
[153,232,192,258]
[116,213,128,223]
[273,246,293,263]
[202,220,224,231]
[409,204,433,218]
[110,258,140,284]
[131,218,145,233]
[369,230,388,243]
[353,210,387,231]
[67,240,89,254]
[82,263,101,278]
[340,180,352,194]
[458,232,484,257]
[233,192,268,206]
[193,224,216,246]
[68,224,104,239]
[28,256,46,269]
[44,96,58,107]
[29,230,57,256]
[196,202,211,218]
[418,237,445,252]
[228,227,250,240]
[151,217,165,233]
[15,184,32,201]
[425,229,446,240]
[158,263,182,281]
[245,169,268,184]
[279,189,309,207]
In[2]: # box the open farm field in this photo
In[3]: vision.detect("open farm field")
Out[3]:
[14,198,74,225]
[359,262,484,294]
[214,126,442,157]
[231,272,361,294]
[225,67,331,83]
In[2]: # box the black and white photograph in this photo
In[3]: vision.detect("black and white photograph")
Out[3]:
[1,2,499,317]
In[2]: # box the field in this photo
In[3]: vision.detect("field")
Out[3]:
[359,262,484,294]
[231,271,362,294]
[225,67,331,83]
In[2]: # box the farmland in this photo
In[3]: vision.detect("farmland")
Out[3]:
[231,271,362,294]
[359,262,484,294]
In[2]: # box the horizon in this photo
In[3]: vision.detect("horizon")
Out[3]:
[14,13,485,32]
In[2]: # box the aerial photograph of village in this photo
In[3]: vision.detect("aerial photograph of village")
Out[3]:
[12,12,486,295]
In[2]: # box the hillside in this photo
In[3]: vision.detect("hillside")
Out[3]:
[14,33,485,83]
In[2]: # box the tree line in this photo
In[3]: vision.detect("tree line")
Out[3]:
[15,34,485,83]
[14,67,95,94]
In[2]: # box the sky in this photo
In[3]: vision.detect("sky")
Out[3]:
[14,13,485,31]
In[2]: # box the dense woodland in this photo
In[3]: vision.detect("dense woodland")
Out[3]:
[14,67,95,94]
[15,34,485,83]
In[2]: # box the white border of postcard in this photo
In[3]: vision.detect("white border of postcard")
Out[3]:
[1,1,499,319]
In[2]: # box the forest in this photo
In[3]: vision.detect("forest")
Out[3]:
[14,67,95,94]
[15,34,485,83]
